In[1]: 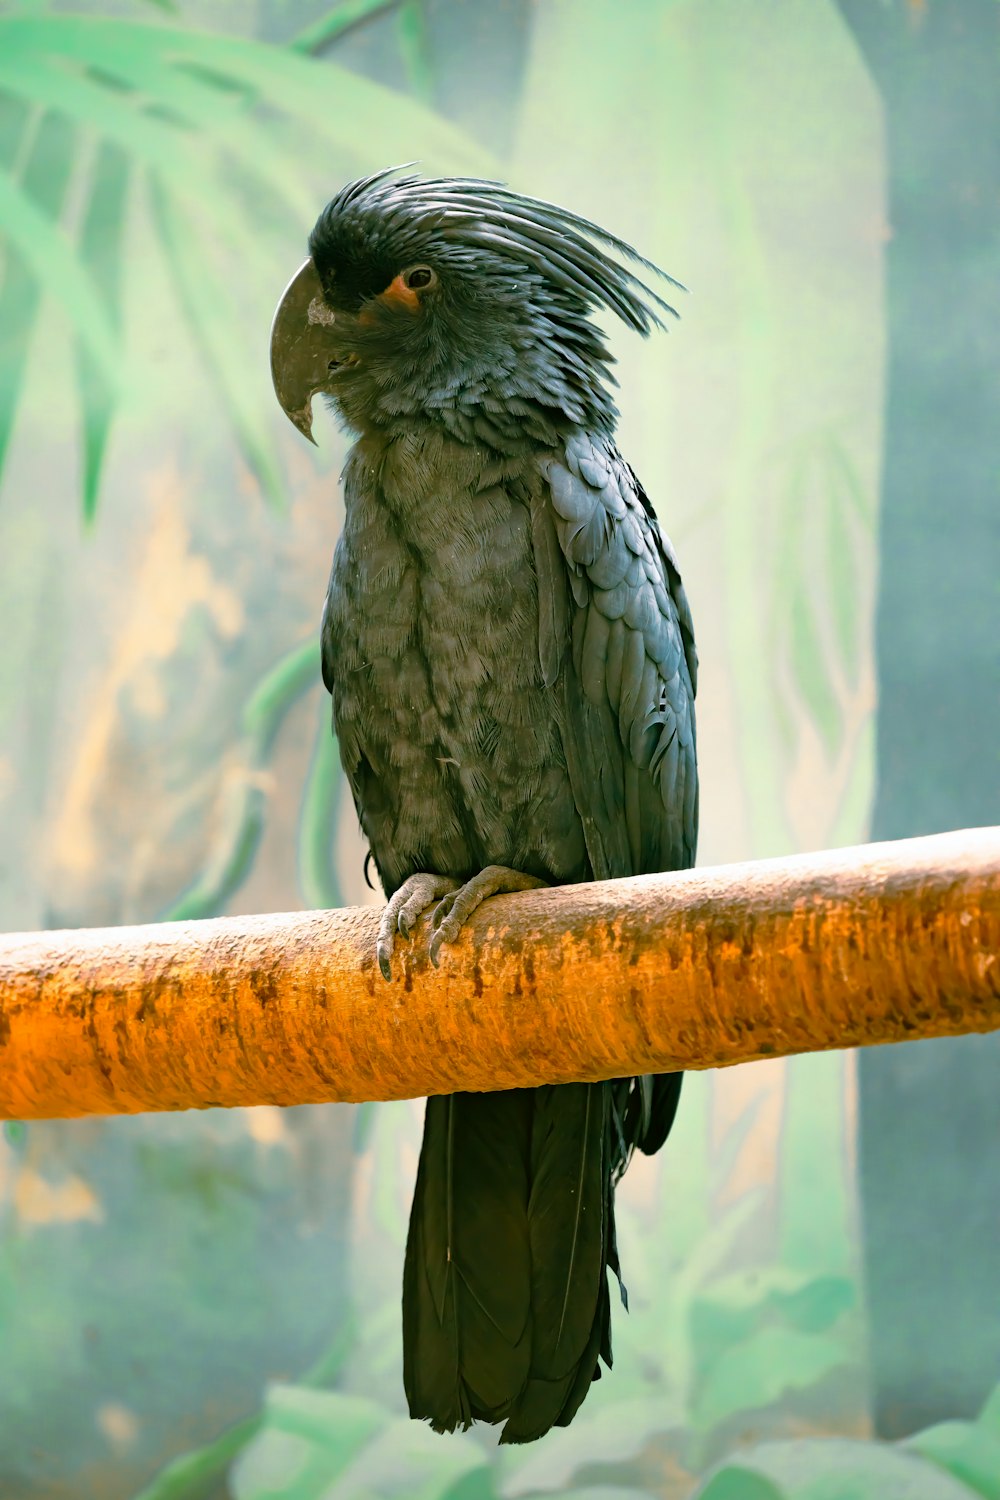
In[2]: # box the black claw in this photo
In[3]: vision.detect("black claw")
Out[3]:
[378,949,393,982]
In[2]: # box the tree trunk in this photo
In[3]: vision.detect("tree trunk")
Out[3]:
[835,0,1000,1437]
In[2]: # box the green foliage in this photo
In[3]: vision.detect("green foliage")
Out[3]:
[168,1068,857,1500]
[77,139,129,522]
[0,3,941,1496]
[298,693,344,910]
[605,1073,859,1458]
[396,0,435,104]
[690,1269,854,1406]
[903,1385,1000,1500]
[163,638,335,920]
[500,1394,685,1495]
[692,1385,1000,1500]
[698,1472,783,1500]
[769,429,874,767]
[0,7,496,518]
[288,1,399,57]
[694,1326,851,1436]
[0,105,75,474]
[130,1316,357,1500]
[230,1386,492,1500]
[0,149,118,382]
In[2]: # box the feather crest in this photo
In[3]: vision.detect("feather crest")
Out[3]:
[313,166,684,334]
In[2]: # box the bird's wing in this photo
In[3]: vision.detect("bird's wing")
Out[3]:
[320,533,402,895]
[533,432,698,885]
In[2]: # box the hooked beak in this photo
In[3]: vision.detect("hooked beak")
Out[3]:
[270,258,340,444]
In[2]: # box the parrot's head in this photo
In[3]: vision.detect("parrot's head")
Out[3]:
[270,167,683,448]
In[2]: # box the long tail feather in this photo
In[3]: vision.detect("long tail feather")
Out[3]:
[403,1091,533,1430]
[403,1074,680,1442]
[499,1082,609,1443]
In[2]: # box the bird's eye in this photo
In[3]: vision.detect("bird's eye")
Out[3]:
[402,265,436,291]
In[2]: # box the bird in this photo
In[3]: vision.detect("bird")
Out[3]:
[270,168,698,1444]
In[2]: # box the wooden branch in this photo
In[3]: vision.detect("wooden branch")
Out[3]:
[0,828,997,1121]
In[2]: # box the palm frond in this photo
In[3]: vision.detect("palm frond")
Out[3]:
[77,140,129,525]
[298,701,344,910]
[150,175,286,511]
[0,12,499,519]
[162,641,321,923]
[0,107,75,490]
[289,0,400,55]
[0,157,119,384]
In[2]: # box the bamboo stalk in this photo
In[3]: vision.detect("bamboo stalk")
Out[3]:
[0,828,996,1121]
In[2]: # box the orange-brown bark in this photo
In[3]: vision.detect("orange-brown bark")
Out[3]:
[0,828,997,1121]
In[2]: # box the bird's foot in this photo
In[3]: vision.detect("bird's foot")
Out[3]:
[428,865,547,967]
[377,873,457,981]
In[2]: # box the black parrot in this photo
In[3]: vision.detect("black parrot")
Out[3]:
[270,169,698,1443]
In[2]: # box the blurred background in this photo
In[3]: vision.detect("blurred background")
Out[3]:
[0,1,997,1496]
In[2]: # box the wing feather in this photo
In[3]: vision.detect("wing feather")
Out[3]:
[536,433,698,879]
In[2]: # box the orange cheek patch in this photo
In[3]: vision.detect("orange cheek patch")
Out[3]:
[357,275,422,326]
[380,274,422,313]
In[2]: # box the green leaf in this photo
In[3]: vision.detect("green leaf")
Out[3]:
[443,1472,500,1500]
[0,52,246,225]
[0,16,498,179]
[905,1419,1000,1500]
[0,107,75,488]
[69,42,315,218]
[0,88,29,166]
[351,1100,377,1154]
[228,1387,375,1500]
[692,1326,852,1434]
[150,173,285,510]
[826,713,874,848]
[789,577,841,759]
[0,45,317,334]
[396,0,435,103]
[680,1187,766,1296]
[825,476,860,679]
[161,777,268,922]
[232,1388,491,1500]
[693,1438,983,1500]
[130,1413,264,1500]
[259,1384,384,1455]
[323,1414,491,1499]
[827,434,875,531]
[76,139,129,524]
[156,24,495,174]
[163,641,321,921]
[0,158,119,385]
[691,1269,855,1374]
[132,1322,356,1500]
[779,1052,852,1276]
[289,1,399,56]
[500,1394,684,1495]
[243,639,321,754]
[771,1274,855,1334]
[298,702,343,910]
[697,1470,783,1500]
[0,12,498,522]
[712,1089,766,1197]
[980,1385,1000,1434]
[558,1491,658,1500]
[768,453,809,758]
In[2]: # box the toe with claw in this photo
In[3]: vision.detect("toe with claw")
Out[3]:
[377,872,457,980]
[427,865,548,967]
